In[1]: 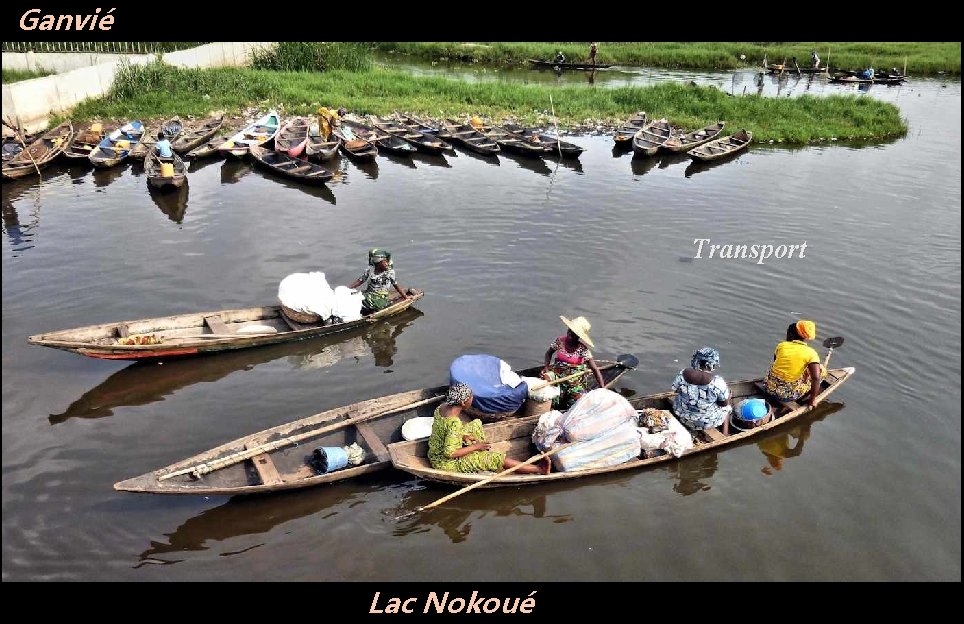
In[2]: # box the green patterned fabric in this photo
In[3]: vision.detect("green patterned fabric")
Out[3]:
[427,407,505,473]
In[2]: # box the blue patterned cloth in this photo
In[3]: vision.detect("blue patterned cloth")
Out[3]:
[671,370,732,430]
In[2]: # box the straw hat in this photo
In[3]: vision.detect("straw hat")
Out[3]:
[560,315,595,348]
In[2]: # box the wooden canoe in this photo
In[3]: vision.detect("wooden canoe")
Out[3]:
[112,359,632,495]
[305,134,341,161]
[274,117,310,158]
[388,367,856,488]
[340,119,417,157]
[369,116,454,155]
[829,73,906,85]
[395,113,442,136]
[528,59,613,70]
[499,123,585,159]
[766,64,828,75]
[145,150,188,190]
[1,121,73,179]
[88,120,145,168]
[662,121,726,153]
[331,126,379,161]
[688,129,752,162]
[480,125,547,157]
[172,116,224,154]
[218,111,280,158]
[632,118,672,158]
[62,122,107,160]
[27,289,424,361]
[184,128,235,160]
[613,112,647,147]
[439,121,500,156]
[249,145,334,185]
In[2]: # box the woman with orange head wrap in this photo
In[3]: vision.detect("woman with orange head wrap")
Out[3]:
[764,320,825,408]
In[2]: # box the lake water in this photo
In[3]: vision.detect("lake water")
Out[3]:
[2,63,960,582]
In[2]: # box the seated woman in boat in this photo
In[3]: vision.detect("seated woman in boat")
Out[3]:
[154,132,173,159]
[541,315,606,410]
[764,320,825,408]
[554,51,566,64]
[810,50,821,68]
[347,248,410,314]
[428,383,551,475]
[671,347,731,435]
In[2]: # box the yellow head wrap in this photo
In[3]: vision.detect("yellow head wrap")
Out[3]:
[796,320,816,341]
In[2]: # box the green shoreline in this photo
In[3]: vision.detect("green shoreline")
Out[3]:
[64,62,907,145]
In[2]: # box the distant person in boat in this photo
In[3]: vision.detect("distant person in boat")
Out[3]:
[428,382,551,475]
[554,51,566,65]
[589,42,598,66]
[542,316,606,410]
[862,67,875,80]
[810,50,821,69]
[347,248,410,314]
[671,347,732,435]
[154,132,173,158]
[764,320,825,408]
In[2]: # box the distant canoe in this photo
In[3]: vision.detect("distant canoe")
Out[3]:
[218,111,280,158]
[62,122,106,160]
[27,289,425,361]
[480,125,546,157]
[766,64,828,75]
[500,123,585,159]
[145,150,187,190]
[389,367,855,488]
[528,59,613,70]
[89,120,145,168]
[662,121,726,153]
[130,118,183,161]
[632,118,672,158]
[613,112,647,147]
[439,121,500,156]
[829,73,907,85]
[369,117,454,155]
[331,126,378,161]
[249,144,334,185]
[688,129,752,162]
[340,119,417,157]
[275,117,311,158]
[112,357,629,496]
[1,121,73,179]
[172,116,224,154]
[184,129,235,160]
[305,134,341,161]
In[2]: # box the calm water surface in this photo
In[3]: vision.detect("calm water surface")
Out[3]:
[2,67,960,581]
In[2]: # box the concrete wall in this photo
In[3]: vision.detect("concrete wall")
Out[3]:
[2,42,275,134]
[3,51,139,73]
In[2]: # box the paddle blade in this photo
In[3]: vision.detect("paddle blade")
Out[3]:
[823,336,845,349]
[616,353,639,370]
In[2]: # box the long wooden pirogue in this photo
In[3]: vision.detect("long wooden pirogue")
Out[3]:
[28,290,424,360]
[112,359,633,495]
[389,367,856,488]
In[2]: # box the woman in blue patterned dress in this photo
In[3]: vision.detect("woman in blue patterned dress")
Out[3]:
[671,347,732,435]
[348,248,410,313]
[428,383,551,475]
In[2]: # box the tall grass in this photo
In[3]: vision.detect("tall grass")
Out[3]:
[371,42,961,75]
[2,67,54,82]
[73,64,906,143]
[250,42,372,72]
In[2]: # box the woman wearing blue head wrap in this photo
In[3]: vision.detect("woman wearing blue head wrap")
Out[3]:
[671,347,732,435]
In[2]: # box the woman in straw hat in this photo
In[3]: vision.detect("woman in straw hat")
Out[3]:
[764,320,825,408]
[428,383,551,475]
[541,315,607,410]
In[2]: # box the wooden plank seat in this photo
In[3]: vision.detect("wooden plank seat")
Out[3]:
[115,324,130,338]
[355,422,389,463]
[204,314,231,335]
[702,427,726,442]
[244,442,284,486]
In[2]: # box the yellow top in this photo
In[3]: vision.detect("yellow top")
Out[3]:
[769,340,820,382]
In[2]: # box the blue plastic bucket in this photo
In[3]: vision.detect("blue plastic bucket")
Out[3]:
[313,446,349,473]
[740,399,768,421]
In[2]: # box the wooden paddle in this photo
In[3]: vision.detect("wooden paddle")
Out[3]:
[529,353,639,391]
[158,394,444,481]
[823,336,845,368]
[394,442,574,521]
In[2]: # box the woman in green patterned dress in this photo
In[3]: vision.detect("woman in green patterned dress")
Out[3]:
[428,383,551,474]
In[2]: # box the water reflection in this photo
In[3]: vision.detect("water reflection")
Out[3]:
[91,164,126,188]
[393,484,572,544]
[136,483,368,566]
[348,158,379,181]
[411,151,453,169]
[758,401,843,476]
[220,159,251,185]
[452,145,500,166]
[383,153,417,170]
[148,181,190,223]
[49,308,424,424]
[668,452,719,496]
[684,154,748,178]
[630,155,661,177]
[502,151,552,177]
[657,153,690,170]
[1,183,40,252]
[248,168,338,205]
[187,157,223,175]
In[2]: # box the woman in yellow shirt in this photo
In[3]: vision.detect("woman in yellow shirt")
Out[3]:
[764,320,824,407]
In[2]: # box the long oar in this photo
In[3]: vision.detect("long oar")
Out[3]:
[823,336,845,368]
[395,442,574,521]
[158,394,443,481]
[529,353,638,391]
